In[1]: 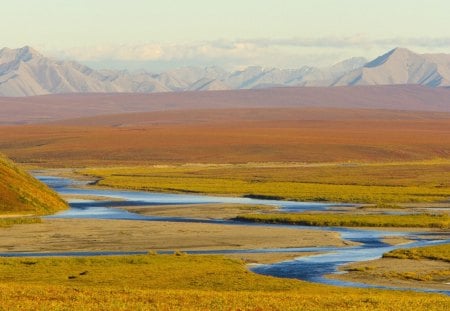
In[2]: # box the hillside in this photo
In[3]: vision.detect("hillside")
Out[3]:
[0,153,67,215]
[1,85,450,125]
[3,46,450,97]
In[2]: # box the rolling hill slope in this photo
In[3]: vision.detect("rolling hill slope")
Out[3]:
[0,153,67,215]
[1,85,450,125]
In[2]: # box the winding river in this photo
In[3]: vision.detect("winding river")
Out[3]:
[4,175,450,295]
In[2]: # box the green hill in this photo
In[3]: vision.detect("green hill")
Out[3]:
[0,154,67,215]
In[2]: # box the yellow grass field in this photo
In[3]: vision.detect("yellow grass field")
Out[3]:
[0,254,448,310]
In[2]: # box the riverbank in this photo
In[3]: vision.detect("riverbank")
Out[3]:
[331,257,450,291]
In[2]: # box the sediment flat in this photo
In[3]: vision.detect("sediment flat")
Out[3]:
[0,218,351,253]
[121,203,277,219]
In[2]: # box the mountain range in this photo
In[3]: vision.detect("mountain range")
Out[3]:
[1,46,450,97]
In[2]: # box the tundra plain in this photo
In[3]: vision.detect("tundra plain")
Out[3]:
[1,88,450,309]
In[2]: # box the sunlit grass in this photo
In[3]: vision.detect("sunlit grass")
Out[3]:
[0,153,67,215]
[80,161,450,203]
[384,244,450,262]
[235,213,450,228]
[0,217,41,228]
[0,254,448,310]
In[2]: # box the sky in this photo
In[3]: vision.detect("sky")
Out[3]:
[2,0,450,71]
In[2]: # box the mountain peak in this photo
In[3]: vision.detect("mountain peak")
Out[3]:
[0,46,42,63]
[16,46,42,61]
[390,47,414,54]
[365,47,417,68]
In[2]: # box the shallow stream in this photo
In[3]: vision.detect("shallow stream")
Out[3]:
[4,175,449,295]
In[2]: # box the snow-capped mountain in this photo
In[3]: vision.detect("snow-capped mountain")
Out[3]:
[334,48,450,87]
[1,46,450,97]
[0,46,169,96]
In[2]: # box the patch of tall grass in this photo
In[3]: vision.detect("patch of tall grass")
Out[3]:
[384,244,450,262]
[235,213,450,228]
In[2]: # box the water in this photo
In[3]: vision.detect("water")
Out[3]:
[252,230,450,295]
[38,175,348,218]
[7,175,450,295]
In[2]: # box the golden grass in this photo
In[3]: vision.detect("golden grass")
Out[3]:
[0,153,67,215]
[380,270,450,282]
[235,213,450,228]
[0,254,448,310]
[80,161,450,203]
[384,244,450,262]
[0,217,41,228]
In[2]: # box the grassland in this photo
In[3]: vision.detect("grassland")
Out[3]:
[384,244,450,262]
[0,153,67,215]
[2,107,450,166]
[235,213,450,228]
[78,160,450,204]
[0,254,448,310]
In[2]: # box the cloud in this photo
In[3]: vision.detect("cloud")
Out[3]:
[54,41,264,61]
[51,41,288,70]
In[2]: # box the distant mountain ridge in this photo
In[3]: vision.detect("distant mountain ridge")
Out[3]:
[1,46,450,97]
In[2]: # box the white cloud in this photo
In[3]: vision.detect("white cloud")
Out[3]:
[241,36,450,49]
[54,41,267,62]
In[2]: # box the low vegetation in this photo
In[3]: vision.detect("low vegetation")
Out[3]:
[379,270,450,282]
[337,244,450,287]
[2,108,450,166]
[80,161,450,204]
[235,213,450,228]
[384,244,450,262]
[0,153,67,215]
[0,217,41,228]
[0,254,448,310]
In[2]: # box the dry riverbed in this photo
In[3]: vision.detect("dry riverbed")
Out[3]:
[121,203,278,219]
[0,218,352,264]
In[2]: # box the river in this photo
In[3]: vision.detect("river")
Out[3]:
[5,175,450,295]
